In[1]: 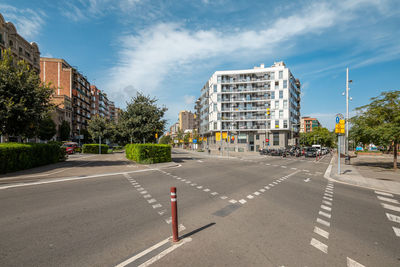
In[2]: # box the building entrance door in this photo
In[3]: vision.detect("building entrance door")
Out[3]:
[249,134,254,151]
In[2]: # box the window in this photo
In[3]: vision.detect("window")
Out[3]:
[213,84,217,92]
[271,91,275,99]
[213,103,217,111]
[283,120,288,128]
[279,71,283,79]
[19,47,23,53]
[270,72,275,80]
[275,100,279,109]
[275,81,279,90]
[279,110,283,118]
[273,132,279,145]
[217,76,221,83]
[256,134,259,140]
[271,110,275,118]
[0,33,2,43]
[279,90,283,99]
[275,120,279,128]
[283,100,288,109]
[214,122,217,130]
[283,80,287,88]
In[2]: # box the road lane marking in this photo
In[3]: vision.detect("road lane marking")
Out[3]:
[314,226,329,239]
[203,188,210,192]
[229,199,237,204]
[310,238,328,253]
[324,193,333,198]
[239,199,247,204]
[347,257,366,267]
[393,226,400,237]
[152,204,162,209]
[304,178,311,182]
[211,192,218,196]
[291,167,297,170]
[186,181,191,183]
[317,218,330,227]
[197,186,203,189]
[158,210,167,215]
[375,191,394,197]
[191,183,196,186]
[319,211,331,219]
[265,186,270,189]
[259,189,266,192]
[144,194,151,198]
[254,192,260,196]
[322,200,332,206]
[220,196,228,200]
[381,203,400,212]
[386,213,400,223]
[377,196,399,204]
[321,205,332,212]
[247,195,254,199]
[323,196,333,201]
[281,166,287,168]
[147,199,156,203]
[165,217,172,224]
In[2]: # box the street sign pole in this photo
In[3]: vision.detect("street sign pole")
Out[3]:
[338,134,341,175]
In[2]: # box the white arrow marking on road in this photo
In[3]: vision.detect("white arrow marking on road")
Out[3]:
[377,196,399,204]
[381,203,400,212]
[386,213,400,224]
[347,257,366,267]
[304,178,311,182]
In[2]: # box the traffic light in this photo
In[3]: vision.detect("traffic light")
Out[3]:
[265,138,269,142]
[231,136,235,141]
[266,108,270,115]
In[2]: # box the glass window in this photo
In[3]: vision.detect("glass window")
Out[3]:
[275,120,279,128]
[283,100,288,109]
[217,76,221,83]
[270,72,275,80]
[213,103,217,111]
[271,110,275,118]
[279,71,283,79]
[256,134,259,140]
[271,91,275,99]
[273,132,279,145]
[213,84,217,92]
[279,110,283,118]
[279,90,283,99]
[283,80,287,88]
[275,100,279,109]
[284,120,288,128]
[214,122,217,130]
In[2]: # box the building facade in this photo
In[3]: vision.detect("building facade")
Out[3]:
[179,111,195,131]
[300,117,321,133]
[51,95,72,140]
[0,13,40,73]
[40,57,91,139]
[198,62,301,152]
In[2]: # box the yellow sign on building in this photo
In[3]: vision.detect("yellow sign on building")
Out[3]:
[222,132,228,139]
[189,138,193,143]
[216,132,221,141]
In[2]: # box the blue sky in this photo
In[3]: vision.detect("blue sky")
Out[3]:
[1,0,400,130]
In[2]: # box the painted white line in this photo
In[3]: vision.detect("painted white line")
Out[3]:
[347,257,366,267]
[304,178,311,182]
[140,191,148,194]
[266,163,271,165]
[254,192,260,196]
[269,183,274,186]
[134,185,141,188]
[303,169,310,172]
[229,199,237,204]
[324,193,333,198]
[381,203,400,212]
[191,183,196,186]
[310,238,328,253]
[317,218,330,227]
[152,204,162,209]
[314,226,329,239]
[211,192,218,196]
[185,181,191,184]
[281,166,287,168]
[259,189,266,192]
[386,213,400,224]
[165,217,172,224]
[239,199,247,204]
[377,196,399,204]
[291,167,297,170]
[393,226,400,237]
[138,237,192,267]
[375,191,394,197]
[321,205,332,212]
[323,196,333,201]
[325,189,333,193]
[319,211,332,219]
[197,186,203,189]
[247,195,254,199]
[322,200,332,206]
[158,210,167,215]
[197,160,203,162]
[147,199,157,204]
[143,194,151,198]
[204,188,210,192]
[265,186,270,189]
[220,196,228,200]
[273,182,278,185]
[181,179,186,182]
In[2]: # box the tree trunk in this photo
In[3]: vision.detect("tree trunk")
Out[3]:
[394,140,398,171]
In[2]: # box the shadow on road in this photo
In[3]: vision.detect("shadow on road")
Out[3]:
[180,223,216,239]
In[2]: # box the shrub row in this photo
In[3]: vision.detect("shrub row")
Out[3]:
[0,143,66,174]
[82,144,109,154]
[126,144,171,164]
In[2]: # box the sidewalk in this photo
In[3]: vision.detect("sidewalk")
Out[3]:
[326,154,400,195]
[173,148,262,159]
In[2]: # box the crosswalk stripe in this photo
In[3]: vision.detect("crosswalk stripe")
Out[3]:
[386,213,400,224]
[377,196,399,204]
[381,203,400,212]
[310,238,328,253]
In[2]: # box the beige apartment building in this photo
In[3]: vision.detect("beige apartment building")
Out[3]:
[0,13,40,73]
[179,111,195,131]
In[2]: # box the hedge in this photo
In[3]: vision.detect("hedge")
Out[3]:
[82,144,109,154]
[0,143,66,174]
[125,144,171,164]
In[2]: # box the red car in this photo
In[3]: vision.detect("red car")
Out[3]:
[62,142,78,154]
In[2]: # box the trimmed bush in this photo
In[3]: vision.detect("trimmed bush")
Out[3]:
[82,144,109,154]
[0,142,65,174]
[125,144,171,164]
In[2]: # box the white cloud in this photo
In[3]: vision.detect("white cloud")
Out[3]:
[183,95,196,105]
[0,4,45,39]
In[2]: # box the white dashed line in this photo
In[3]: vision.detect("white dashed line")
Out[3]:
[281,166,287,168]
[321,205,332,212]
[197,186,203,189]
[347,257,366,267]
[144,194,151,198]
[254,192,260,196]
[381,203,400,212]
[158,210,167,215]
[165,217,172,224]
[322,200,332,206]
[220,196,228,200]
[375,191,394,197]
[211,192,218,196]
[259,189,266,192]
[191,183,196,186]
[317,218,330,227]
[319,211,331,219]
[147,199,156,204]
[310,238,328,253]
[152,204,162,209]
[392,226,400,237]
[229,199,237,204]
[386,213,400,223]
[265,186,270,189]
[204,188,210,192]
[134,185,141,188]
[239,199,247,204]
[140,191,148,194]
[314,226,329,239]
[323,196,333,201]
[247,195,254,199]
[377,196,399,204]
[186,181,191,183]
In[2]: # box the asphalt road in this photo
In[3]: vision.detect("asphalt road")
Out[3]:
[0,150,399,266]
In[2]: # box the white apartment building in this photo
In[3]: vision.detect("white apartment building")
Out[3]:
[199,62,301,152]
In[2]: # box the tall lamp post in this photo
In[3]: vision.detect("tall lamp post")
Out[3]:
[344,68,353,164]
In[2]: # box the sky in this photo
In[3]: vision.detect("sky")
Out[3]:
[1,0,400,130]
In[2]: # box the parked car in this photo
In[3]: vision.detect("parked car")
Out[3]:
[62,142,78,154]
[305,147,317,157]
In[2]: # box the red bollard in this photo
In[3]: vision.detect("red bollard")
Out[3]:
[170,187,179,242]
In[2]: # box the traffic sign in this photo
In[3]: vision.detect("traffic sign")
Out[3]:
[193,139,197,144]
[336,116,340,123]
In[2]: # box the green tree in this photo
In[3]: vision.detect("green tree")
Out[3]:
[183,132,190,145]
[0,49,53,138]
[38,115,57,141]
[118,93,167,144]
[159,135,172,144]
[59,120,71,141]
[299,127,335,148]
[87,115,109,143]
[352,90,400,170]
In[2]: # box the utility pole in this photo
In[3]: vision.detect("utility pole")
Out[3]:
[345,67,350,164]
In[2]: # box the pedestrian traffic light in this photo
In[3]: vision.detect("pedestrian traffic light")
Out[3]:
[266,138,269,142]
[231,136,235,141]
[155,133,158,139]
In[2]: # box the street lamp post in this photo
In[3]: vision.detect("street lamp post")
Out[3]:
[345,68,352,164]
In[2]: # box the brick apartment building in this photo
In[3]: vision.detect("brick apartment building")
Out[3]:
[300,116,321,133]
[40,57,91,139]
